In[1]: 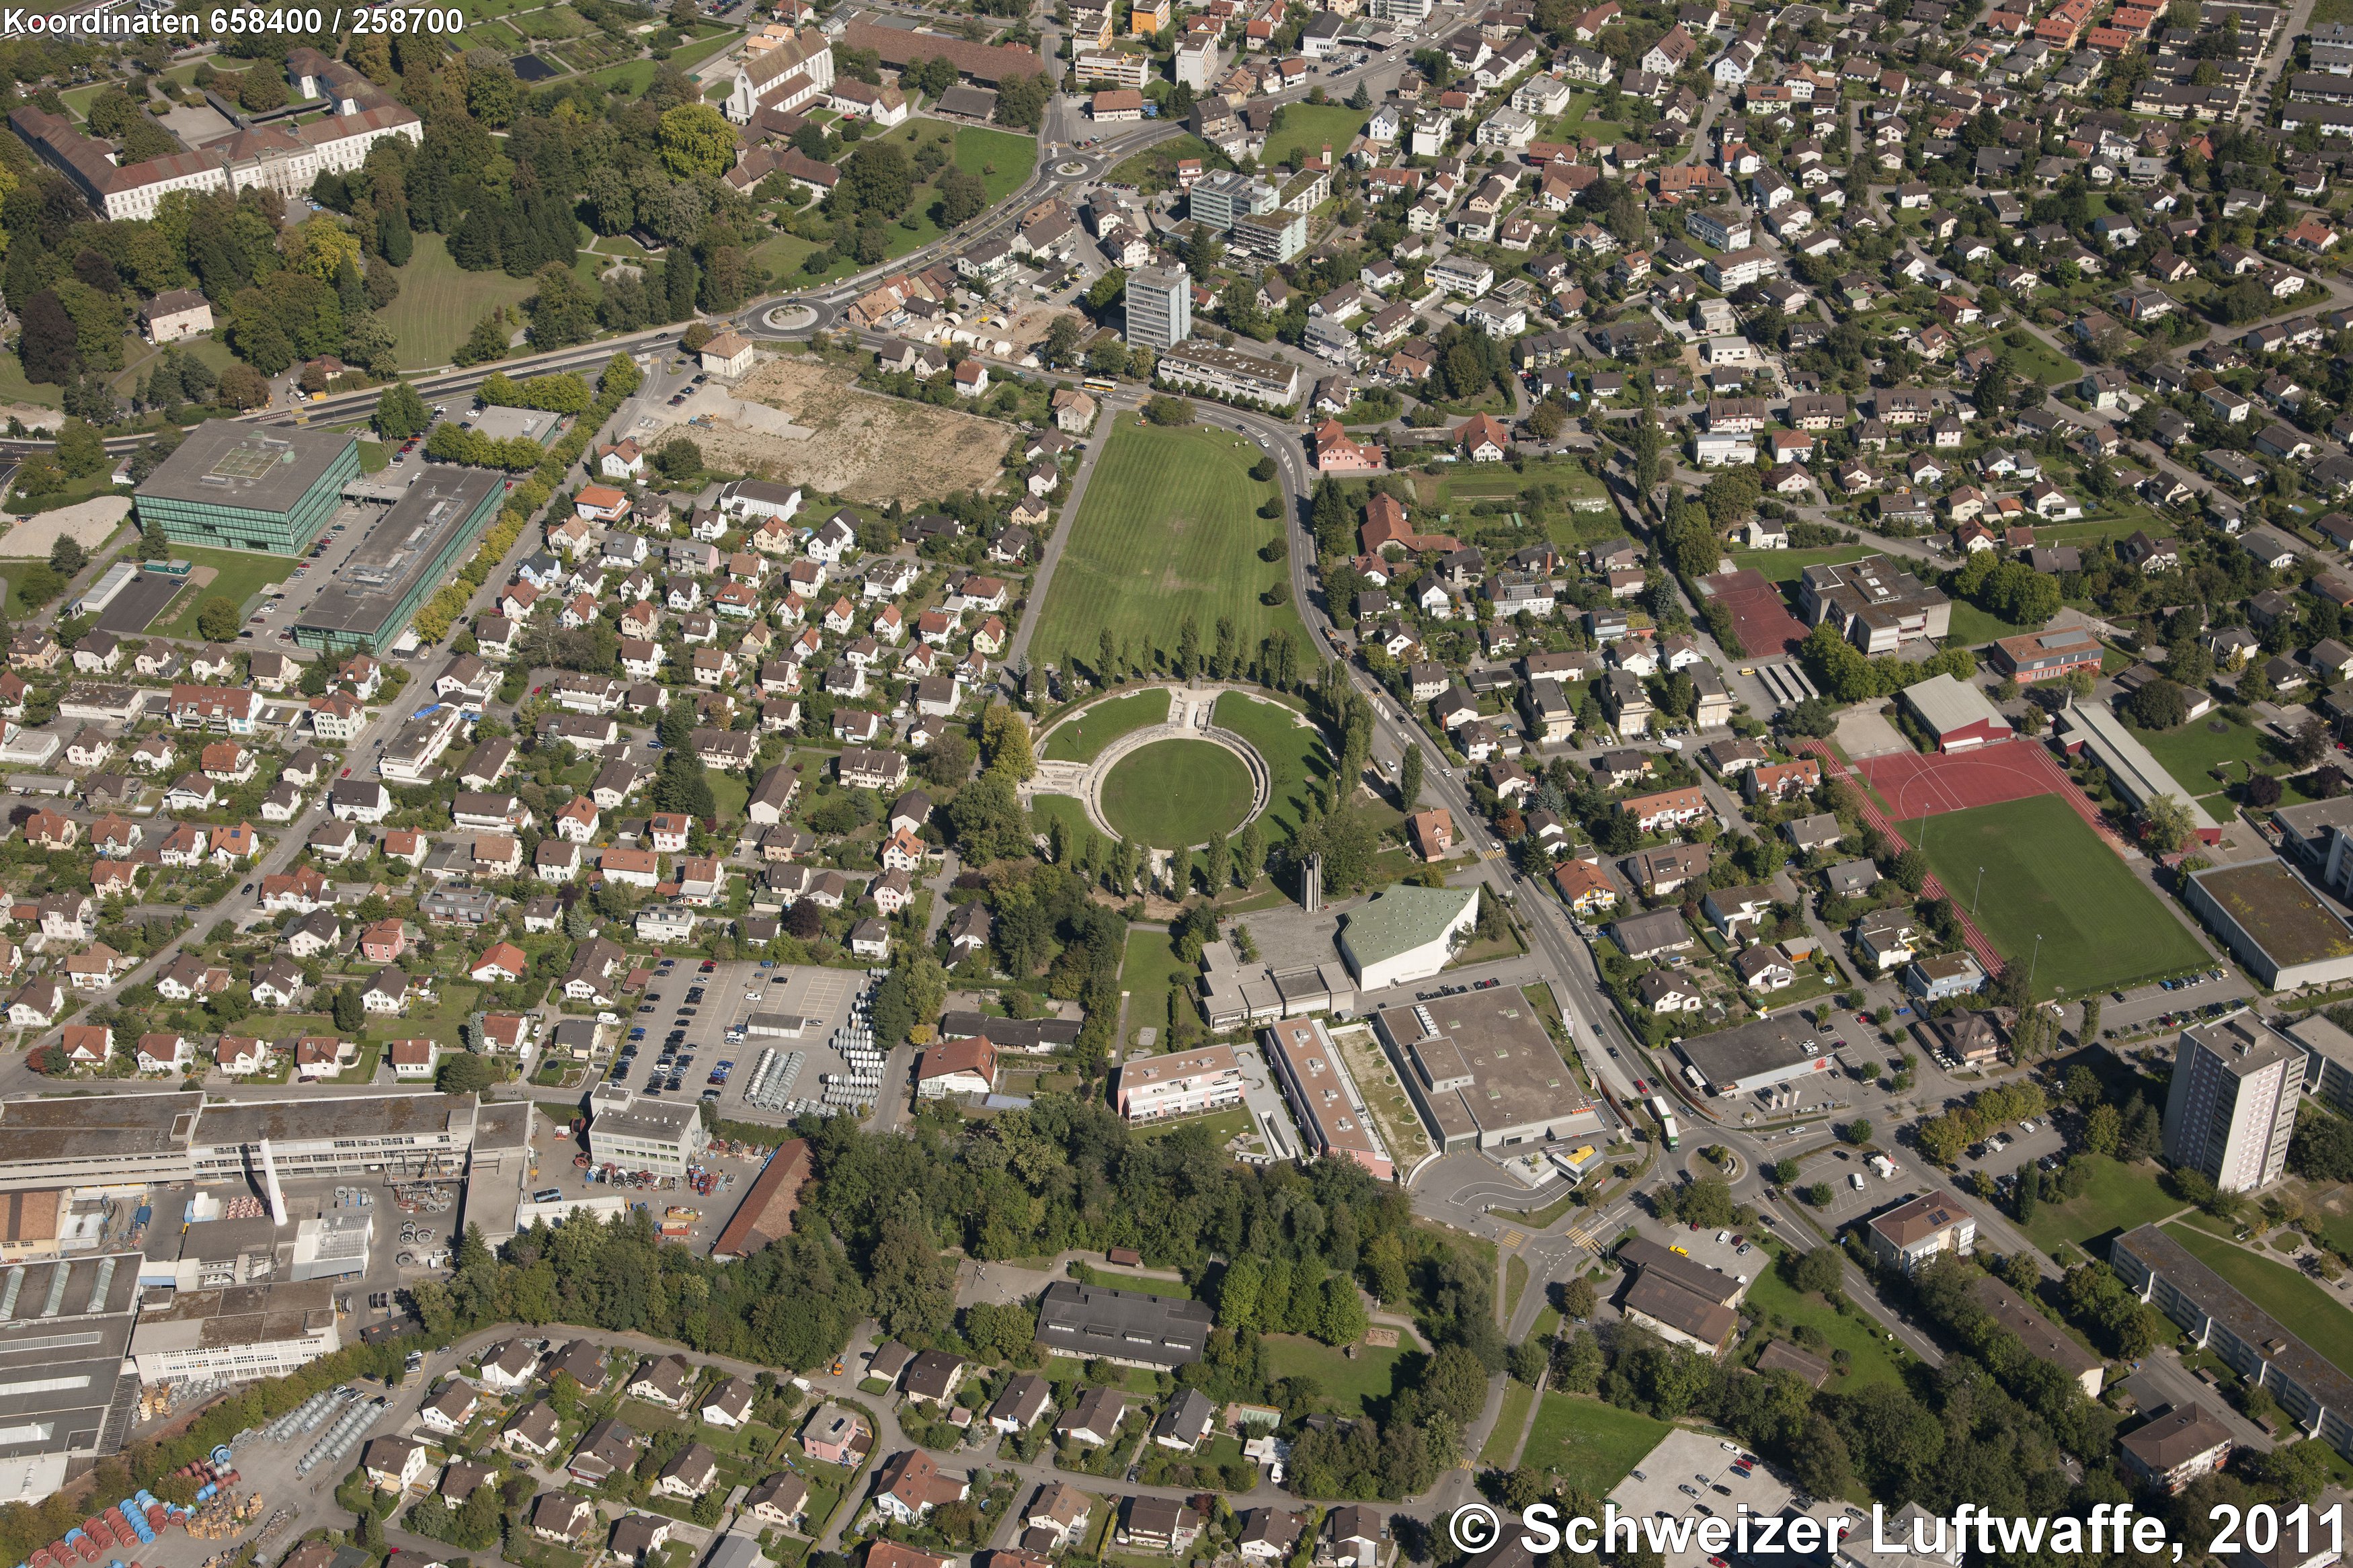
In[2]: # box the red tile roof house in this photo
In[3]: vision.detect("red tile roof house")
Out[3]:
[871,1450,969,1524]
[916,1036,998,1099]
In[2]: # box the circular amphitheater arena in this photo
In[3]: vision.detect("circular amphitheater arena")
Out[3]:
[1029,682,1279,849]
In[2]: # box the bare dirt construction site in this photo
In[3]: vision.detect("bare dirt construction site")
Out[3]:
[668,353,1012,505]
[0,495,130,558]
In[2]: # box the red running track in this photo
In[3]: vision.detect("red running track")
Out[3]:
[1857,739,2127,852]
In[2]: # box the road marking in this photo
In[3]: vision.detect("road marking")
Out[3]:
[1499,1228,1526,1248]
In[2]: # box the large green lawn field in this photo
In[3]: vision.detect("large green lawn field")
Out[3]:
[1743,1262,1913,1390]
[1101,739,1253,848]
[153,546,295,639]
[1029,422,1304,669]
[1119,925,1195,1051]
[2020,1155,2182,1253]
[2164,1223,2353,1380]
[1263,1331,1424,1417]
[2131,712,2277,800]
[1213,692,1326,840]
[1946,600,2034,645]
[1043,688,1170,762]
[1258,104,1367,171]
[378,234,545,371]
[1896,794,2210,999]
[1518,1393,1670,1495]
[1728,544,1873,585]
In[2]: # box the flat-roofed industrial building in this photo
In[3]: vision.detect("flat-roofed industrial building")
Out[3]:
[134,422,360,554]
[1673,1014,1841,1098]
[0,1251,143,1503]
[1373,987,1600,1152]
[294,467,506,653]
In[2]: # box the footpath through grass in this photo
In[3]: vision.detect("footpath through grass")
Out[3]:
[1028,421,1304,671]
[2163,1222,2353,1380]
[1042,688,1170,761]
[1895,794,2210,999]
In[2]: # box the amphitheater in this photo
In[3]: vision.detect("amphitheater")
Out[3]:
[1029,683,1281,849]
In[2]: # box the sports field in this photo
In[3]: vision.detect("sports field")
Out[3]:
[1896,794,2210,999]
[1029,423,1304,669]
[1101,739,1253,848]
[1043,688,1170,763]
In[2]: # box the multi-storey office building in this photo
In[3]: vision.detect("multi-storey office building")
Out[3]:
[135,423,360,554]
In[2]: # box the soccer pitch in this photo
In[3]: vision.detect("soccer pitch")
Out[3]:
[1897,794,2211,999]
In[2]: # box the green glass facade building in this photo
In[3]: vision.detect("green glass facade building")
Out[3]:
[293,466,506,655]
[133,422,361,554]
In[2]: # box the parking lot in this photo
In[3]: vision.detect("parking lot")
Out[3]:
[605,958,872,1123]
[1605,1429,1824,1568]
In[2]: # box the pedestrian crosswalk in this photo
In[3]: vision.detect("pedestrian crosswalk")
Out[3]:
[1499,1228,1527,1249]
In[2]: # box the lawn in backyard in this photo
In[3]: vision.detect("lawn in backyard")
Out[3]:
[2018,1155,2181,1253]
[1100,739,1254,848]
[1212,692,1327,841]
[1545,91,1627,143]
[2163,1223,2353,1380]
[1729,544,1873,584]
[1043,688,1171,761]
[2130,712,2278,800]
[1741,1263,1912,1389]
[1027,421,1304,669]
[1946,600,2037,646]
[1262,1331,1423,1417]
[1258,104,1367,170]
[1518,1393,1669,1493]
[153,546,296,638]
[1895,795,2210,998]
[1997,332,2082,386]
[378,234,547,370]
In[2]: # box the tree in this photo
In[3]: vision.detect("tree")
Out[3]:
[373,381,430,441]
[17,292,76,384]
[1843,1118,1874,1145]
[332,982,364,1033]
[655,437,704,482]
[1399,745,1424,808]
[2142,793,2198,854]
[194,597,240,642]
[47,536,84,579]
[939,167,987,226]
[54,419,105,479]
[981,703,1035,781]
[2126,677,2190,731]
[660,104,737,178]
[216,364,272,410]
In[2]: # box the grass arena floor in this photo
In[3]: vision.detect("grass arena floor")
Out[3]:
[1100,738,1254,849]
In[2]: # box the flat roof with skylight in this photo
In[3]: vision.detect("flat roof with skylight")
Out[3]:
[293,467,506,652]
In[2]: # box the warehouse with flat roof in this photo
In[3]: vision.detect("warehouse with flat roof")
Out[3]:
[0,1251,143,1503]
[2057,702,2221,842]
[2184,858,2353,990]
[1372,986,1600,1152]
[1674,1014,1840,1098]
[294,467,506,652]
[134,421,360,554]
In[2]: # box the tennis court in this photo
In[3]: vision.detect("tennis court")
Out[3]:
[1698,569,1810,657]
